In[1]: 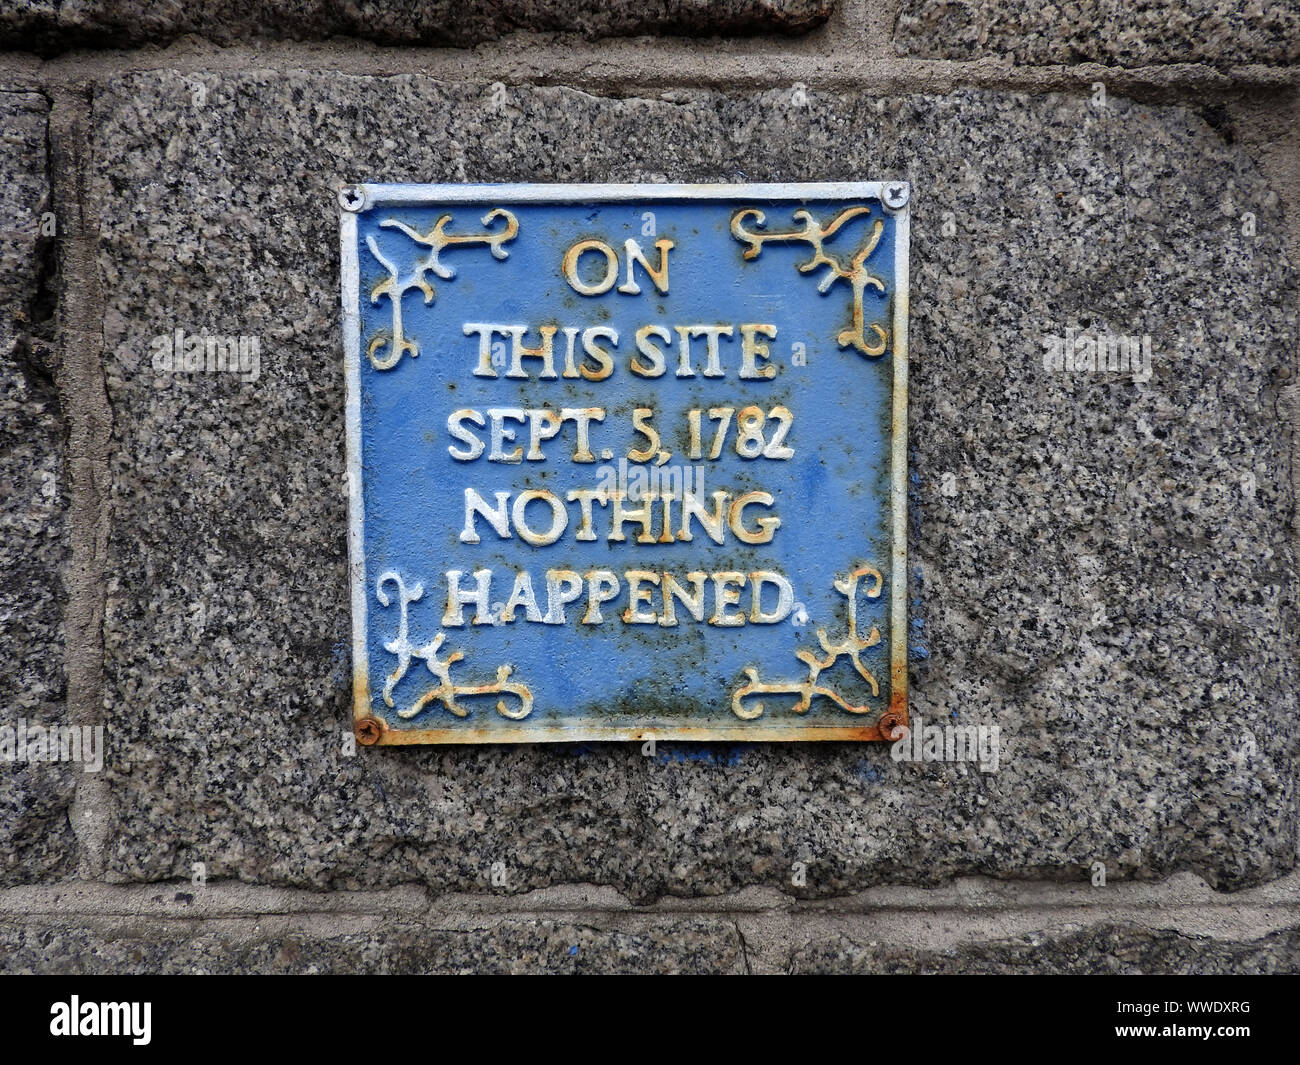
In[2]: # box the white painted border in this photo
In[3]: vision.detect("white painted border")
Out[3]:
[890,205,910,724]
[340,182,910,740]
[352,181,891,211]
[340,210,369,724]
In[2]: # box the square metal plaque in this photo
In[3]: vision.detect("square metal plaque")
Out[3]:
[340,182,909,744]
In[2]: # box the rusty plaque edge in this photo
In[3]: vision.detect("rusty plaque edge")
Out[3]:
[340,181,910,745]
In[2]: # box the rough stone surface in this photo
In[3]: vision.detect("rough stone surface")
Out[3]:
[0,916,745,973]
[0,90,75,884]
[792,922,1300,973]
[0,0,833,54]
[96,74,1297,898]
[894,1,1300,66]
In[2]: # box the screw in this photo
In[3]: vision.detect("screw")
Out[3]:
[877,712,905,741]
[355,717,384,746]
[882,182,909,210]
[338,185,366,212]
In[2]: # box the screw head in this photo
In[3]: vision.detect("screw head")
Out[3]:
[355,717,384,746]
[877,712,906,741]
[882,182,909,210]
[338,185,366,213]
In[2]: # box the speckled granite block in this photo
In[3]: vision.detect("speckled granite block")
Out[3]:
[0,917,745,973]
[792,923,1300,973]
[0,0,833,53]
[95,75,1297,898]
[895,0,1300,66]
[0,90,75,883]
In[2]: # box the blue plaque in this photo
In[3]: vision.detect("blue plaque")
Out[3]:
[340,183,909,744]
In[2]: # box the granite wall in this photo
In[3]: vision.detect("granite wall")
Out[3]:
[0,0,1298,974]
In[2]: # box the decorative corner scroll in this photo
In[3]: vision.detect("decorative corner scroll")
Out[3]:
[365,208,519,371]
[375,571,533,721]
[731,565,883,719]
[730,206,888,357]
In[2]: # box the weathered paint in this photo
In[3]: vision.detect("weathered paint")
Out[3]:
[340,183,909,743]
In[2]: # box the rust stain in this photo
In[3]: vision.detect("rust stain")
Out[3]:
[877,710,905,742]
[352,671,371,725]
